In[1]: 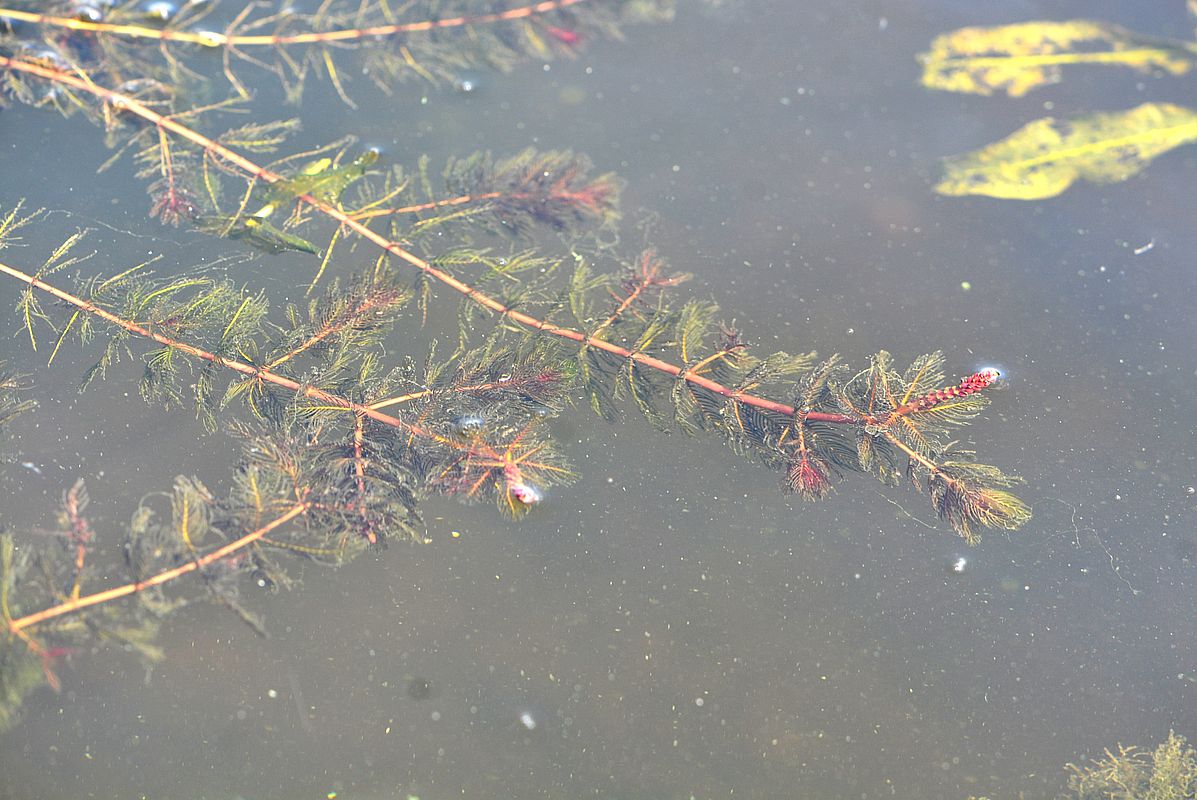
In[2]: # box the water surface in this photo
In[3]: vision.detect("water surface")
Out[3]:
[2,2,1196,798]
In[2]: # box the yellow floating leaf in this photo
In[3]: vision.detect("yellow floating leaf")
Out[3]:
[919,20,1196,97]
[936,102,1197,199]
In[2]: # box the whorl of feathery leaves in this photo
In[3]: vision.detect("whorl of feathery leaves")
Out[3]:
[1,529,48,732]
[116,118,625,263]
[458,249,1029,541]
[839,350,993,457]
[0,0,676,107]
[12,235,577,523]
[924,459,1032,545]
[0,367,34,435]
[0,1,1036,737]
[1065,731,1197,800]
[436,149,624,236]
[0,624,44,733]
[231,422,423,546]
[0,417,433,727]
[10,212,1027,543]
[65,266,273,427]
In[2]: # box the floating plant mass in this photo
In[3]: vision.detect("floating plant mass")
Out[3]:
[0,0,1029,730]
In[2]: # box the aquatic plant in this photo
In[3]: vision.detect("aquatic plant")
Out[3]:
[965,730,1197,800]
[1064,730,1197,799]
[920,11,1197,198]
[0,0,1029,729]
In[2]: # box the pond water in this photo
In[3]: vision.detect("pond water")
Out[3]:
[2,1,1196,798]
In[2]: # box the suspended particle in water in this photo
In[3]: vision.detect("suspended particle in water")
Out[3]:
[450,414,485,435]
[527,402,554,419]
[453,72,483,94]
[251,568,276,591]
[68,3,105,22]
[141,0,177,21]
[407,676,433,701]
[517,710,538,731]
[948,555,968,575]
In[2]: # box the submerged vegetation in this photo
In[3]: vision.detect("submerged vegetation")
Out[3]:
[969,731,1197,800]
[1065,731,1197,800]
[0,1,1029,730]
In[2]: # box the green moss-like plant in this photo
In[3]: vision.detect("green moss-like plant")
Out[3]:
[1065,730,1197,799]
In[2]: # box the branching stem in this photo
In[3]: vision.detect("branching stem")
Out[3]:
[262,288,405,370]
[0,257,465,451]
[0,0,589,47]
[369,380,510,410]
[881,429,942,478]
[0,57,858,426]
[349,191,504,221]
[8,502,309,633]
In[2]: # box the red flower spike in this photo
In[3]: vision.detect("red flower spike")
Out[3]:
[911,368,1000,412]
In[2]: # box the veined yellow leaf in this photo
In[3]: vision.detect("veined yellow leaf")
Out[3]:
[936,102,1197,200]
[919,20,1196,97]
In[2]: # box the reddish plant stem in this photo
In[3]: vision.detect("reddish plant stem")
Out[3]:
[351,412,377,545]
[9,502,309,633]
[350,191,504,220]
[370,380,514,411]
[0,57,857,426]
[351,188,607,221]
[0,258,465,451]
[592,271,654,341]
[263,288,405,370]
[0,0,590,47]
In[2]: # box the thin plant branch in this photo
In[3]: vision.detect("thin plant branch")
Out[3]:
[0,0,591,48]
[7,501,309,634]
[0,57,868,427]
